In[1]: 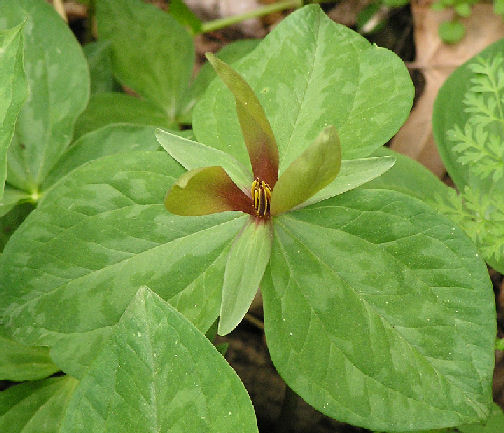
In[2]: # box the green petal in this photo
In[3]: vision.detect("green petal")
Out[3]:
[156,128,252,190]
[165,166,252,216]
[206,53,279,186]
[218,219,272,336]
[271,125,341,216]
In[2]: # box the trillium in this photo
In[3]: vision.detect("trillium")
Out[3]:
[157,54,390,335]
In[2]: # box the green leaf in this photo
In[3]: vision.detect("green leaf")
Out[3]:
[194,5,413,173]
[156,128,252,190]
[83,41,119,95]
[44,124,162,189]
[438,20,466,44]
[96,0,194,122]
[0,186,30,218]
[219,219,272,335]
[206,53,279,186]
[74,92,175,140]
[455,3,472,17]
[0,0,90,192]
[0,201,33,252]
[262,188,495,431]
[297,155,396,209]
[0,377,78,433]
[0,151,246,377]
[271,126,341,215]
[169,0,202,34]
[496,0,504,16]
[165,166,252,216]
[0,335,59,381]
[0,23,26,200]
[60,287,258,433]
[178,39,259,124]
[458,403,504,433]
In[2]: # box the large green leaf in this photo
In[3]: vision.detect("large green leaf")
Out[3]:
[0,0,90,192]
[432,39,504,273]
[262,188,495,431]
[43,124,161,189]
[74,93,175,139]
[0,151,246,377]
[0,335,58,381]
[60,287,258,433]
[96,0,194,123]
[0,377,78,433]
[0,23,26,200]
[193,5,413,174]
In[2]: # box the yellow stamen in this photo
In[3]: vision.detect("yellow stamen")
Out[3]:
[251,178,271,217]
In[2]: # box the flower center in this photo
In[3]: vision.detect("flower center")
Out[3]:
[251,178,271,217]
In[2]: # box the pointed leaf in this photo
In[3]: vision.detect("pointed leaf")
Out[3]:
[60,287,259,433]
[165,166,252,216]
[0,0,90,191]
[206,53,279,186]
[194,5,413,172]
[0,335,59,381]
[218,219,272,335]
[297,155,396,209]
[0,23,27,200]
[262,189,495,431]
[74,92,175,139]
[156,128,252,190]
[0,151,247,377]
[271,126,341,216]
[0,377,78,433]
[97,0,194,121]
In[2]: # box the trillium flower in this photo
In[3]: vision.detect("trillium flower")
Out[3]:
[156,54,390,335]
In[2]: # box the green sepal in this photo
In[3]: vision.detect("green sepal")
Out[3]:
[156,128,252,190]
[296,155,396,209]
[206,53,279,186]
[165,166,252,216]
[218,218,273,336]
[271,126,341,216]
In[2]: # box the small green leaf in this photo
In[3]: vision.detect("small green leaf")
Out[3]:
[0,0,89,192]
[0,335,59,381]
[165,166,252,216]
[83,41,119,95]
[455,2,472,17]
[271,126,341,216]
[219,219,272,335]
[44,124,162,189]
[458,403,504,433]
[96,0,194,122]
[206,53,279,186]
[496,0,504,16]
[439,20,466,44]
[297,155,396,209]
[0,186,30,218]
[59,287,259,433]
[0,201,33,252]
[0,23,27,200]
[169,0,202,34]
[74,92,175,139]
[0,377,78,433]
[156,128,252,190]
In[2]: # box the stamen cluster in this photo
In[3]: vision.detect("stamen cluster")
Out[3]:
[251,178,271,217]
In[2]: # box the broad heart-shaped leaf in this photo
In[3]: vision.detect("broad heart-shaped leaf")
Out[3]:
[0,23,26,200]
[74,92,176,139]
[0,376,78,433]
[207,53,279,186]
[43,124,162,189]
[165,166,252,216]
[193,5,413,175]
[96,0,194,123]
[219,219,272,336]
[271,125,341,215]
[156,128,252,190]
[296,154,396,209]
[0,151,247,377]
[262,188,495,431]
[60,287,258,433]
[0,0,89,192]
[0,335,59,381]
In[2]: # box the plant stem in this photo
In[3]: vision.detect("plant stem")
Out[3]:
[275,384,299,433]
[200,0,302,34]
